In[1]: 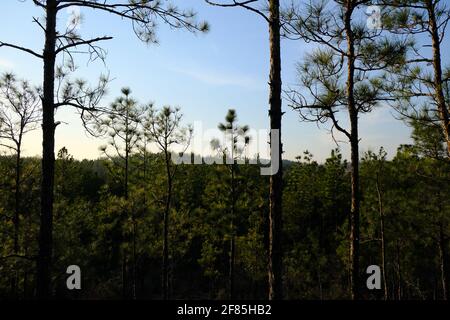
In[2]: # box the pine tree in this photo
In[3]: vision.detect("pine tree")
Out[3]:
[379,0,450,155]
[283,0,404,299]
[143,105,192,300]
[97,88,145,299]
[205,0,284,299]
[0,0,208,298]
[0,73,41,297]
[211,109,250,299]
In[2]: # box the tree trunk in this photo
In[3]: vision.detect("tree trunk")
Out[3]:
[124,121,136,300]
[268,0,283,301]
[376,172,388,300]
[428,2,450,155]
[162,150,172,300]
[23,191,32,299]
[438,222,449,300]
[11,139,22,297]
[229,159,235,299]
[132,217,137,299]
[229,235,236,299]
[125,111,130,200]
[13,140,21,255]
[36,0,57,299]
[349,134,360,300]
[396,240,402,300]
[122,256,127,298]
[344,2,360,300]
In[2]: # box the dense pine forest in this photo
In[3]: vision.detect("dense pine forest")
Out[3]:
[0,0,450,301]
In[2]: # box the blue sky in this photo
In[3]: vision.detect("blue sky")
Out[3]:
[0,0,431,162]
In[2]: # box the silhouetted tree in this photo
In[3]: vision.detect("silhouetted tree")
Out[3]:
[0,73,41,296]
[0,73,41,256]
[144,105,192,300]
[211,109,250,299]
[410,110,449,299]
[98,88,146,299]
[284,0,404,299]
[205,0,284,299]
[362,147,389,300]
[0,0,208,298]
[378,0,450,155]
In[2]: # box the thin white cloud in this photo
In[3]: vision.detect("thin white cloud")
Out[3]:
[170,65,264,90]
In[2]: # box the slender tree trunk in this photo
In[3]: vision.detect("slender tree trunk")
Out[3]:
[11,139,22,297]
[268,0,283,301]
[229,235,235,299]
[376,172,388,300]
[396,240,402,300]
[229,152,236,299]
[318,266,323,300]
[125,114,130,200]
[125,128,137,300]
[14,140,21,255]
[428,1,450,155]
[349,134,360,300]
[229,229,235,300]
[122,118,137,299]
[344,2,360,300]
[122,256,127,298]
[132,218,137,299]
[36,0,57,299]
[162,150,172,300]
[438,222,449,300]
[23,192,32,299]
[143,144,148,208]
[23,271,28,299]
